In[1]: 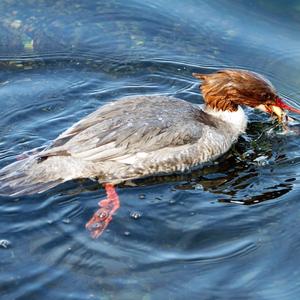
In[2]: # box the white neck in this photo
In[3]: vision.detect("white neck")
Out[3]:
[203,105,248,134]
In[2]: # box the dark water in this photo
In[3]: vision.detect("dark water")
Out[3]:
[1,0,300,299]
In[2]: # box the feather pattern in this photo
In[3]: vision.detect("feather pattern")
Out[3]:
[0,95,246,195]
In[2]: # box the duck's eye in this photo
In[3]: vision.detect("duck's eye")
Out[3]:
[263,94,275,105]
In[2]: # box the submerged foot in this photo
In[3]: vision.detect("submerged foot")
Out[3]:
[85,183,120,239]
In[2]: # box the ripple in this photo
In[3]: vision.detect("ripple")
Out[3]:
[154,239,258,265]
[1,1,300,299]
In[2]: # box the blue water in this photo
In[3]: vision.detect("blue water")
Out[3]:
[1,0,300,299]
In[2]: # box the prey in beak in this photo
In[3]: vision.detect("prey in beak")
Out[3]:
[256,97,300,124]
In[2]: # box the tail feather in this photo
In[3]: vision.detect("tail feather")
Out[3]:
[0,157,64,196]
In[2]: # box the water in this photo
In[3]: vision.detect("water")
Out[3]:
[1,0,300,299]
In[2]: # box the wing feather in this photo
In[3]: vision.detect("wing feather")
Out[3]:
[41,96,213,163]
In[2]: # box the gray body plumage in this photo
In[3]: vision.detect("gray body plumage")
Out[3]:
[0,95,246,196]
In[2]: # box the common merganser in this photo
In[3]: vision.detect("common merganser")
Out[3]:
[1,69,299,238]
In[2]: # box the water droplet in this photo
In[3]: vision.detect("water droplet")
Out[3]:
[244,149,255,158]
[0,239,11,249]
[62,218,71,224]
[194,184,203,190]
[130,211,142,220]
[253,155,269,166]
[139,194,145,199]
[124,231,131,236]
[10,20,22,29]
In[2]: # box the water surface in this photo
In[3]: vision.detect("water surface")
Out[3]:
[1,1,300,299]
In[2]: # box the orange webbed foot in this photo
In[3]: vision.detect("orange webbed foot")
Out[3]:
[85,184,120,239]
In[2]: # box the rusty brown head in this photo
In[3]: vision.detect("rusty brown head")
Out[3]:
[193,69,300,122]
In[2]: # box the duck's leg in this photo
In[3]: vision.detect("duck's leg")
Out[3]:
[85,183,120,239]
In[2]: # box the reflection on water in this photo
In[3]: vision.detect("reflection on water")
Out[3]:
[1,0,300,299]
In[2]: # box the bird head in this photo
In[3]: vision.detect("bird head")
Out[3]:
[193,69,300,123]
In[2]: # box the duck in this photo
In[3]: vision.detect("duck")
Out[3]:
[1,69,299,238]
